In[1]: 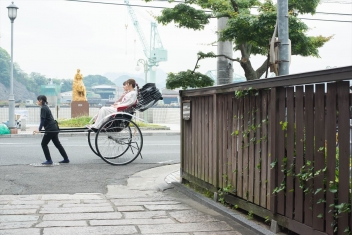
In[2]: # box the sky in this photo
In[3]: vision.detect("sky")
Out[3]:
[0,0,351,82]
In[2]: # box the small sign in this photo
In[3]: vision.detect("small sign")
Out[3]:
[182,101,191,120]
[78,104,82,107]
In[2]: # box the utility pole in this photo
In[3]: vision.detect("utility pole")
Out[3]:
[217,17,233,85]
[277,0,289,76]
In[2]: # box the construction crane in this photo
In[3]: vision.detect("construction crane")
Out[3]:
[124,0,168,83]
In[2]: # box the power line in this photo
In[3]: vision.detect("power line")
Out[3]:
[315,11,352,16]
[66,0,352,23]
[299,17,352,23]
[320,0,352,4]
[65,0,169,9]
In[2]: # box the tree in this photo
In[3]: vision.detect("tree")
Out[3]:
[0,48,11,87]
[155,0,331,82]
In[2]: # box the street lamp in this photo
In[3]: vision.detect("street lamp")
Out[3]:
[7,2,19,131]
[136,59,148,84]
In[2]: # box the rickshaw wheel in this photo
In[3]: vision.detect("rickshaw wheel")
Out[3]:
[95,117,143,165]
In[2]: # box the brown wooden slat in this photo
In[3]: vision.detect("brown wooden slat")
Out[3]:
[261,91,269,209]
[191,98,196,177]
[295,86,304,223]
[218,96,224,188]
[276,87,286,215]
[248,95,255,203]
[213,94,219,188]
[209,96,214,185]
[199,97,204,180]
[232,97,238,191]
[304,85,314,227]
[325,82,337,235]
[254,92,262,205]
[243,96,250,200]
[285,87,295,219]
[227,95,234,191]
[223,95,228,187]
[269,88,278,213]
[313,84,325,231]
[237,97,244,198]
[204,96,209,183]
[337,81,350,235]
[198,97,202,179]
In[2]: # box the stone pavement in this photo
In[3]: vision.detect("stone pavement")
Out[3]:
[0,164,275,235]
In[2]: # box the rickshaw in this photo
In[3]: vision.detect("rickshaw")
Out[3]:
[45,83,163,166]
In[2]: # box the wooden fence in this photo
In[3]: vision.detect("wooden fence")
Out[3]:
[179,66,352,235]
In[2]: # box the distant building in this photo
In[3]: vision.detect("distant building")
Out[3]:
[61,90,102,106]
[161,88,179,106]
[60,91,72,104]
[92,85,116,103]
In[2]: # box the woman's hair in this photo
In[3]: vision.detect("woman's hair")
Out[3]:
[37,95,48,105]
[125,79,140,99]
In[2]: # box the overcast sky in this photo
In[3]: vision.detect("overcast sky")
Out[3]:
[0,0,351,81]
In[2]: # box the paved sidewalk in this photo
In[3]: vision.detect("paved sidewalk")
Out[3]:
[0,164,271,235]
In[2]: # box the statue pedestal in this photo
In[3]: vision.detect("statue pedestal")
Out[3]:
[71,101,89,118]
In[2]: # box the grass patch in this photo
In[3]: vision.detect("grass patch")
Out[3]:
[58,116,92,127]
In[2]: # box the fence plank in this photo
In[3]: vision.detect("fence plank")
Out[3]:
[295,86,304,223]
[276,87,286,215]
[232,97,238,192]
[304,85,314,227]
[285,87,295,219]
[219,96,224,188]
[200,97,204,180]
[269,88,278,213]
[227,95,234,192]
[243,96,250,200]
[204,97,209,183]
[209,96,214,185]
[223,95,229,187]
[313,84,325,231]
[254,93,262,205]
[213,94,218,188]
[261,91,269,209]
[337,81,350,235]
[237,97,244,198]
[326,82,337,235]
[248,95,255,203]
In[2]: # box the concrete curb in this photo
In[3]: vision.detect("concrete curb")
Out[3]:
[172,182,275,235]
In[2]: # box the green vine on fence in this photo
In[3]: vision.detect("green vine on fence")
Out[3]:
[270,120,352,234]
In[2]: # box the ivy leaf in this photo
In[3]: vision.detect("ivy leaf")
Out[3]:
[329,185,338,193]
[315,188,322,195]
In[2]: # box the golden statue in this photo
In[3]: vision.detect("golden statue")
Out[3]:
[72,69,87,101]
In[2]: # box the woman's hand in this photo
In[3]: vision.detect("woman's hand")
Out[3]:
[33,130,39,135]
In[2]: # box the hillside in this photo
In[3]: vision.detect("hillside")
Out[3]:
[0,80,37,102]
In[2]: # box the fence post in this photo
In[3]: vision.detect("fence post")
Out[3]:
[179,92,184,182]
[269,87,278,214]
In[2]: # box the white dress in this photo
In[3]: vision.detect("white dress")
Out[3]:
[91,90,137,129]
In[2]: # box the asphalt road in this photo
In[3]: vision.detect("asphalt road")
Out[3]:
[0,134,180,195]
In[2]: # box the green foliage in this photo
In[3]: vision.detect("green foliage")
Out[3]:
[247,210,254,220]
[58,116,92,127]
[234,87,258,98]
[0,48,11,87]
[166,70,214,90]
[155,0,331,81]
[157,4,211,30]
